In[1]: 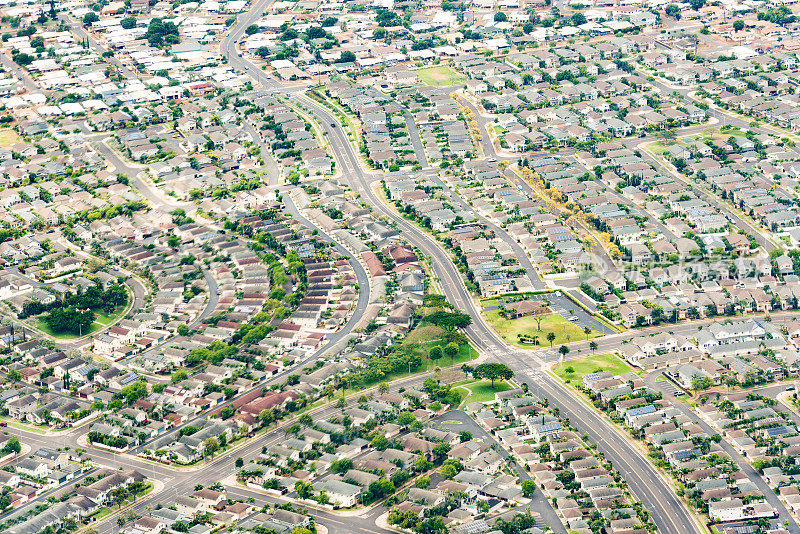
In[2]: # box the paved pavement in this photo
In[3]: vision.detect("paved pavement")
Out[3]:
[404,110,430,169]
[189,269,219,328]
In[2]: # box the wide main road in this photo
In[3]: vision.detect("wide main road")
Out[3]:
[218,19,701,532]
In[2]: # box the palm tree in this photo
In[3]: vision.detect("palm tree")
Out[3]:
[583,326,591,341]
[547,332,556,347]
[589,341,598,354]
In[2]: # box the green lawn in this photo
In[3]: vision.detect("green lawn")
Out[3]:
[94,305,126,325]
[416,66,467,87]
[553,353,633,383]
[417,340,476,370]
[457,379,511,406]
[484,310,602,348]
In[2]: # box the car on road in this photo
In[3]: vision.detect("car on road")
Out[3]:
[673,390,685,397]
[788,385,796,391]
[488,157,496,163]
[0,422,7,427]
[331,123,336,127]
[568,316,579,321]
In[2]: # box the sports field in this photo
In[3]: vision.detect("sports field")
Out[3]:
[416,66,467,87]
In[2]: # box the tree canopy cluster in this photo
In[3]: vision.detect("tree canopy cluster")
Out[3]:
[145,18,180,47]
[20,282,127,335]
[421,310,471,330]
[20,282,127,319]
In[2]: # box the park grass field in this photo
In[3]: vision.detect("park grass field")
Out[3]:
[457,379,511,407]
[0,129,19,148]
[484,310,601,348]
[416,340,478,372]
[553,353,633,383]
[416,66,467,87]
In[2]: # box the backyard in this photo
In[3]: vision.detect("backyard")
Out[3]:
[416,66,467,87]
[484,310,602,348]
[553,353,633,383]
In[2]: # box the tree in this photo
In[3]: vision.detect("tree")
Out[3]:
[204,437,219,458]
[295,480,314,499]
[6,369,20,383]
[336,50,356,63]
[433,442,451,458]
[371,434,389,450]
[546,332,556,346]
[415,476,430,489]
[733,19,744,31]
[2,437,20,455]
[110,487,128,509]
[415,455,432,472]
[83,12,99,25]
[589,340,598,354]
[145,18,180,48]
[473,363,514,388]
[120,17,137,29]
[459,431,472,442]
[461,364,473,378]
[42,307,93,336]
[521,479,536,497]
[235,457,244,468]
[424,311,471,330]
[691,375,713,390]
[429,345,443,363]
[245,24,259,34]
[127,481,145,502]
[378,382,389,394]
[583,326,591,341]
[571,12,587,25]
[665,4,681,19]
[397,411,417,427]
[494,11,507,22]
[444,342,459,364]
[440,463,457,479]
[171,370,188,384]
[258,409,275,426]
[558,345,570,358]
